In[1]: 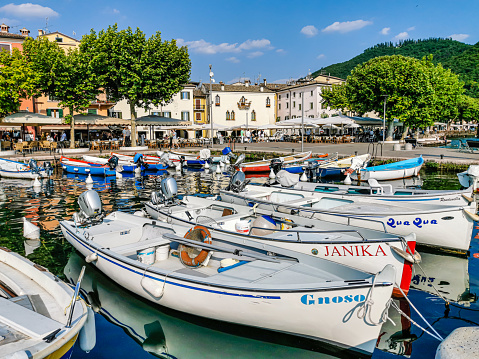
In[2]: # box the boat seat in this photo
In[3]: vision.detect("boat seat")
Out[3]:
[368,179,393,195]
[111,236,172,255]
[0,296,62,339]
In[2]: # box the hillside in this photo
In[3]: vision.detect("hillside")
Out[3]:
[313,38,479,97]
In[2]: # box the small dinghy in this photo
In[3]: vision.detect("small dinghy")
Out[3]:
[240,151,312,173]
[145,177,418,297]
[220,172,478,253]
[61,190,396,355]
[0,158,49,179]
[81,154,167,172]
[61,157,116,176]
[351,156,424,181]
[0,247,95,357]
[314,154,371,179]
[275,154,331,174]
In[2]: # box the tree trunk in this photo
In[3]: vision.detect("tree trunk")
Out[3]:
[401,126,409,140]
[386,120,394,141]
[70,107,75,149]
[130,102,137,147]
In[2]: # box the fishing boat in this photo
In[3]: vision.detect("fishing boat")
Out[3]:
[61,157,116,176]
[0,247,95,358]
[240,151,312,173]
[219,174,477,253]
[144,180,418,297]
[275,174,474,207]
[60,190,396,355]
[351,156,424,181]
[110,152,163,164]
[0,158,48,179]
[81,154,168,172]
[162,147,235,168]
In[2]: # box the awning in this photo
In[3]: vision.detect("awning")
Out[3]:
[135,115,190,126]
[0,112,63,125]
[73,114,131,126]
[41,125,109,130]
[0,125,21,130]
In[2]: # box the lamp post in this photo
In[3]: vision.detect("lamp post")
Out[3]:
[382,95,388,143]
[301,91,304,152]
[209,64,215,146]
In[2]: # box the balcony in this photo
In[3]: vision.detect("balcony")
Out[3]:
[194,104,205,110]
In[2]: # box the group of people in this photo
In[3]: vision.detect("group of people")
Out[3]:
[238,129,267,143]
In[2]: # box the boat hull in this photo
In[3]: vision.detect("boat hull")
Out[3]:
[62,163,116,176]
[352,157,424,181]
[61,221,394,355]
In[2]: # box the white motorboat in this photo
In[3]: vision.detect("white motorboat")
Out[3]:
[457,165,479,190]
[351,157,424,181]
[274,171,474,207]
[219,174,477,253]
[60,190,396,355]
[145,180,418,297]
[0,247,94,358]
[0,158,48,179]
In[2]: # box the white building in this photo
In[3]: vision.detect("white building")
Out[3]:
[108,83,195,139]
[201,80,276,133]
[276,80,344,121]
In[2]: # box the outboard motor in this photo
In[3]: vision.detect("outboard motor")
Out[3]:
[304,161,319,182]
[222,146,236,161]
[270,158,283,176]
[108,156,119,170]
[73,190,103,225]
[151,177,178,206]
[43,161,54,177]
[28,159,40,174]
[134,154,149,170]
[226,170,249,193]
[226,154,245,176]
[158,151,175,168]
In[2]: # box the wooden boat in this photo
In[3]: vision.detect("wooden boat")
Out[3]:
[62,162,116,176]
[279,177,474,207]
[220,184,478,253]
[0,158,47,179]
[351,156,424,181]
[109,152,165,165]
[144,193,417,297]
[60,191,396,355]
[241,151,312,173]
[0,247,94,358]
[316,154,370,178]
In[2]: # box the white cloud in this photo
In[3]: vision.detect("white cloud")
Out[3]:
[449,33,469,41]
[407,26,416,31]
[113,8,120,14]
[394,31,409,40]
[226,56,240,63]
[276,49,286,54]
[177,38,272,55]
[0,17,19,26]
[0,3,59,18]
[380,27,390,35]
[322,20,372,33]
[317,54,325,59]
[300,25,318,37]
[247,51,263,58]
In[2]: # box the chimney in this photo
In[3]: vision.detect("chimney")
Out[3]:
[260,84,264,92]
[20,27,30,37]
[245,80,250,88]
[263,78,267,86]
[0,24,9,33]
[38,29,44,37]
[220,81,224,91]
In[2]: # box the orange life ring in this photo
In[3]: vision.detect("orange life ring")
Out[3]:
[179,225,212,267]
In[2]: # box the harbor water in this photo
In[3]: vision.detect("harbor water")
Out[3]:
[0,168,477,359]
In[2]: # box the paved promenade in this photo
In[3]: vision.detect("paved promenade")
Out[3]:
[2,140,478,165]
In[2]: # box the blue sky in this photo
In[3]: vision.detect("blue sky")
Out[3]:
[1,1,478,84]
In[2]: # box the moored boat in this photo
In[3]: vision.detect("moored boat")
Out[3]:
[315,154,371,178]
[241,151,312,173]
[351,156,424,181]
[0,158,48,179]
[0,247,95,358]
[61,190,396,355]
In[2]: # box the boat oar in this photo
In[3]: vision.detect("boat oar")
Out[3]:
[66,265,86,328]
[162,233,282,263]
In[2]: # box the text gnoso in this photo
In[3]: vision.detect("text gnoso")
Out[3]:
[301,294,366,305]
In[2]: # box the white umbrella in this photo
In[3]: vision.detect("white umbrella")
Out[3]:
[344,123,361,128]
[322,124,339,129]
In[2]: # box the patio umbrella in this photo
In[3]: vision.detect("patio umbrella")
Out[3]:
[0,112,63,141]
[134,115,190,126]
[344,123,361,128]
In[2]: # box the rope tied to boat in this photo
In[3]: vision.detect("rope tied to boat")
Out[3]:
[357,273,392,326]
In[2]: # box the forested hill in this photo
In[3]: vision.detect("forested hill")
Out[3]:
[312,38,479,97]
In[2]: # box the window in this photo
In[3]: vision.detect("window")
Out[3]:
[0,43,11,53]
[163,111,171,118]
[88,109,97,115]
[181,111,190,121]
[108,110,123,119]
[226,111,230,121]
[215,95,220,106]
[286,93,289,99]
[231,111,235,120]
[293,101,296,108]
[285,116,290,120]
[292,115,296,119]
[196,112,201,121]
[266,97,271,108]
[310,102,314,110]
[286,102,289,109]
[299,93,302,98]
[293,92,296,98]
[299,104,302,111]
[180,91,190,100]
[55,37,63,42]
[49,95,61,102]
[278,103,281,110]
[46,109,63,118]
[311,90,313,96]
[251,110,256,121]
[279,95,281,100]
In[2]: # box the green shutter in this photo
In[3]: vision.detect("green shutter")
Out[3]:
[59,109,63,118]
[46,109,52,116]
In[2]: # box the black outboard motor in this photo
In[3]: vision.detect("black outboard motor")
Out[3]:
[28,159,40,174]
[180,156,186,169]
[43,161,54,177]
[133,154,149,170]
[226,170,249,193]
[304,161,319,182]
[270,158,283,176]
[108,156,119,170]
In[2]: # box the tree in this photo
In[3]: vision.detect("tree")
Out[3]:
[335,55,463,140]
[320,83,349,113]
[81,24,191,146]
[0,48,38,117]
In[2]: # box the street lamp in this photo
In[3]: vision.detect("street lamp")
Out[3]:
[301,91,304,152]
[382,95,388,143]
[209,64,215,146]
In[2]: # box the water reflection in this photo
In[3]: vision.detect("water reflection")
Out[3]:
[65,253,365,359]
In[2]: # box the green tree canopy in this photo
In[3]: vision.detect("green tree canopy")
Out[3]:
[81,24,191,146]
[325,55,464,139]
[0,48,38,117]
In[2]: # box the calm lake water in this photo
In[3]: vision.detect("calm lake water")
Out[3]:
[0,167,477,359]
